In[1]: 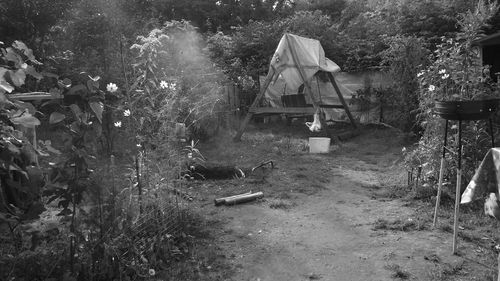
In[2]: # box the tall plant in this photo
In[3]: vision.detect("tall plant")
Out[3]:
[129,20,224,151]
[405,0,500,195]
[380,35,429,130]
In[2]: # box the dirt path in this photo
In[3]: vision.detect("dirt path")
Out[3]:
[192,127,497,281]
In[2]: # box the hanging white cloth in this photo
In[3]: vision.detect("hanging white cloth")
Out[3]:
[305,110,322,132]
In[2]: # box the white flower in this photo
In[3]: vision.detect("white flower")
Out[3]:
[439,69,446,74]
[417,72,424,77]
[402,147,406,152]
[428,85,436,92]
[160,80,177,90]
[114,121,122,127]
[106,83,118,93]
[149,269,156,276]
[123,109,131,117]
[441,74,450,79]
[188,152,193,159]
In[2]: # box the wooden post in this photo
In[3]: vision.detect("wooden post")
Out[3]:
[433,119,448,228]
[453,120,462,255]
[497,252,500,281]
[326,72,357,129]
[233,68,275,141]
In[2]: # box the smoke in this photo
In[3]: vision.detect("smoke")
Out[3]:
[163,21,226,83]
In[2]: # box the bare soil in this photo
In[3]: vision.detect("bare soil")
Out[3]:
[180,122,500,281]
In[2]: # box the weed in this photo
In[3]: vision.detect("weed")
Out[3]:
[268,198,295,210]
[381,184,411,199]
[439,223,453,233]
[441,261,463,276]
[373,218,427,232]
[384,264,410,279]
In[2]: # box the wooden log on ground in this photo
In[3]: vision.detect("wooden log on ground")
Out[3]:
[224,192,264,205]
[214,191,252,206]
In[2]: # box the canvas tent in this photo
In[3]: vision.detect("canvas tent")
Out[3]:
[234,33,357,141]
[261,71,390,122]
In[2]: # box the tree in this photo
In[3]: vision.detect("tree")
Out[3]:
[0,0,76,55]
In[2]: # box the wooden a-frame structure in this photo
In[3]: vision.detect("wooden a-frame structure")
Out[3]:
[234,33,357,141]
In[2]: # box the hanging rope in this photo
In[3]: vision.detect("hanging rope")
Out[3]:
[316,76,323,105]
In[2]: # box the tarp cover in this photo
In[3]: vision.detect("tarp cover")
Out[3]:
[260,72,390,122]
[270,33,340,91]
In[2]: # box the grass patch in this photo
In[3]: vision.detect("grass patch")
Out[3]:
[425,261,467,281]
[373,218,427,232]
[441,261,463,276]
[384,264,410,279]
[267,198,296,210]
[379,184,411,199]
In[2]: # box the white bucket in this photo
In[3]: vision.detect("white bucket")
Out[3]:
[309,137,331,153]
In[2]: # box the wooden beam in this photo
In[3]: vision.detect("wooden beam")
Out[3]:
[249,106,343,115]
[326,72,358,128]
[250,107,316,114]
[233,68,276,141]
[285,34,329,135]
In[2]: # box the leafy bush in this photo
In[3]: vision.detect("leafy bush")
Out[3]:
[129,20,225,149]
[380,35,429,130]
[404,0,500,196]
[0,41,45,219]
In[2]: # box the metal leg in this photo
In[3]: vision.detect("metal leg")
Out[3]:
[433,119,448,228]
[490,118,495,148]
[453,120,462,255]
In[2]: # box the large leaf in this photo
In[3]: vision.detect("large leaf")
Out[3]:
[6,165,27,179]
[3,47,21,65]
[0,67,14,93]
[49,112,66,124]
[69,121,81,134]
[13,41,40,64]
[87,79,99,93]
[69,104,82,122]
[66,84,86,95]
[21,202,46,220]
[5,141,20,156]
[89,101,103,123]
[0,92,6,103]
[25,65,42,80]
[10,113,40,128]
[58,78,72,89]
[9,69,26,87]
[14,100,36,114]
[0,81,13,93]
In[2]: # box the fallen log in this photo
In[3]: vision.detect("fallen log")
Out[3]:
[214,191,264,206]
[214,191,252,206]
[224,192,264,206]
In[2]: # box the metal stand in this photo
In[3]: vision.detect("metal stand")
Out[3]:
[433,118,495,255]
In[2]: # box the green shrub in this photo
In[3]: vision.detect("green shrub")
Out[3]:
[405,0,500,196]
